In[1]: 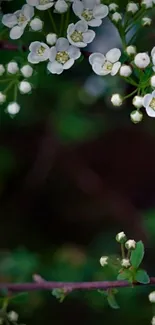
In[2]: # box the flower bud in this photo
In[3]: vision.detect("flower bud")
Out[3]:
[125,239,136,250]
[30,17,43,31]
[150,75,155,87]
[55,0,68,13]
[152,316,155,325]
[0,64,5,76]
[149,291,155,303]
[20,64,33,78]
[126,45,136,56]
[134,52,150,69]
[121,258,130,268]
[7,61,19,74]
[132,95,143,108]
[142,17,152,26]
[7,102,20,115]
[99,256,108,267]
[116,231,127,243]
[0,92,6,104]
[109,3,119,11]
[126,2,139,14]
[46,33,57,45]
[7,311,18,322]
[130,110,143,123]
[19,81,32,94]
[112,12,122,22]
[120,64,132,77]
[141,0,153,8]
[111,93,123,106]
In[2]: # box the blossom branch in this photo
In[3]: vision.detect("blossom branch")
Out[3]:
[0,278,155,293]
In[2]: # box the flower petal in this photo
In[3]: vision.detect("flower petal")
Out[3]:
[29,41,40,52]
[92,62,108,76]
[146,106,155,117]
[72,0,84,16]
[83,0,96,10]
[87,18,102,27]
[93,4,109,19]
[67,46,81,59]
[2,14,17,28]
[36,3,54,10]
[67,23,75,35]
[75,20,88,32]
[106,48,121,63]
[56,37,69,51]
[151,46,155,58]
[22,4,34,20]
[26,0,38,5]
[47,61,63,74]
[49,47,57,62]
[111,61,121,76]
[83,30,95,44]
[89,52,105,66]
[28,52,40,64]
[143,94,152,108]
[10,26,24,39]
[63,58,74,70]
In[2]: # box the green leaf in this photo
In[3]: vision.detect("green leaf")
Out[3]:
[117,270,132,281]
[107,290,120,309]
[10,292,29,304]
[135,269,150,284]
[130,241,144,269]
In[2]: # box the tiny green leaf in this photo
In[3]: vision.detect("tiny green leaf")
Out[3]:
[130,241,144,269]
[107,290,120,309]
[117,270,132,281]
[135,269,150,284]
[52,289,67,303]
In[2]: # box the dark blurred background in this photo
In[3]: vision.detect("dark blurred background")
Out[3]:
[0,0,155,324]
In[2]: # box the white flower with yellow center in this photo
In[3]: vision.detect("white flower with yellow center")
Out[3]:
[67,20,95,48]
[47,37,81,74]
[28,41,50,64]
[72,0,109,27]
[89,48,121,76]
[2,4,34,39]
[143,90,155,117]
[26,0,54,10]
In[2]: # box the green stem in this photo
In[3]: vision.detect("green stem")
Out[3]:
[3,80,16,94]
[14,84,18,102]
[121,244,125,259]
[59,14,65,37]
[65,6,70,32]
[123,88,138,100]
[48,10,58,34]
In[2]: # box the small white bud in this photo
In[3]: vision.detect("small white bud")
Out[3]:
[55,0,68,13]
[116,231,127,243]
[120,64,132,77]
[141,0,153,8]
[111,12,122,22]
[46,33,57,45]
[7,102,20,115]
[150,75,155,87]
[134,52,150,69]
[152,316,155,325]
[111,93,123,106]
[132,96,143,108]
[142,17,152,26]
[149,291,155,303]
[125,239,136,250]
[19,81,32,94]
[0,64,5,76]
[130,110,143,123]
[126,45,137,56]
[20,64,33,78]
[99,256,108,267]
[0,91,6,104]
[109,3,119,11]
[7,311,18,322]
[30,17,43,31]
[7,61,19,74]
[121,258,130,268]
[127,2,139,13]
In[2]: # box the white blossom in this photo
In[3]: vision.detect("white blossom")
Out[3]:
[99,256,108,267]
[130,110,143,123]
[142,17,152,26]
[47,37,81,74]
[0,64,5,76]
[2,4,34,39]
[111,12,122,22]
[134,52,150,69]
[151,47,155,71]
[0,92,6,104]
[26,0,54,10]
[152,316,155,325]
[119,64,132,77]
[149,291,155,303]
[143,90,155,117]
[126,2,139,14]
[126,45,136,56]
[46,33,57,45]
[72,0,109,27]
[30,17,43,31]
[132,95,143,108]
[67,20,95,48]
[19,80,32,94]
[7,102,20,115]
[7,61,19,74]
[20,64,33,78]
[28,41,50,64]
[111,93,123,106]
[55,0,68,13]
[125,239,136,249]
[116,231,127,243]
[8,311,18,322]
[89,48,121,76]
[141,0,154,8]
[121,258,130,268]
[109,3,119,11]
[151,75,155,87]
